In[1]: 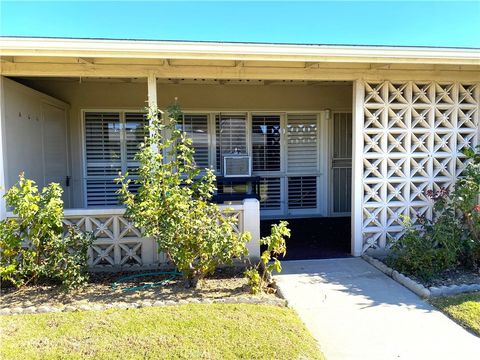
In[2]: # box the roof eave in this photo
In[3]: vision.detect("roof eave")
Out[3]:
[0,37,479,66]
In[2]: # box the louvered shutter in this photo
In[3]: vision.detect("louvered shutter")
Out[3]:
[85,112,122,206]
[125,112,148,166]
[252,115,281,171]
[215,114,247,172]
[286,114,319,211]
[259,177,281,210]
[85,111,147,207]
[288,176,317,209]
[181,114,209,169]
[286,114,318,173]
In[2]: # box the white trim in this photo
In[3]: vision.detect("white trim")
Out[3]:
[351,80,364,256]
[1,37,479,65]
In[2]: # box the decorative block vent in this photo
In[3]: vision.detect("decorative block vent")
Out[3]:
[361,82,479,252]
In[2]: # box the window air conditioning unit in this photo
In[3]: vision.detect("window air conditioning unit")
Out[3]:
[223,156,251,177]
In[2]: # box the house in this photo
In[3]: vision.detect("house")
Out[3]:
[0,37,479,269]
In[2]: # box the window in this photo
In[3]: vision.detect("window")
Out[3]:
[215,114,247,172]
[179,114,209,169]
[84,111,147,207]
[252,115,281,171]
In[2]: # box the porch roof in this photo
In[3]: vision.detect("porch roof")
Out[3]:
[1,37,479,81]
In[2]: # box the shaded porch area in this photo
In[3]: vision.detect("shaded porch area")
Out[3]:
[261,217,351,260]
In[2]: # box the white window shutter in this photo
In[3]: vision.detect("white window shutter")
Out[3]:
[84,111,147,207]
[286,114,318,173]
[181,114,209,169]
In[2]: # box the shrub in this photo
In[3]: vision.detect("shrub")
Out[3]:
[0,174,93,289]
[117,105,251,287]
[387,146,480,280]
[245,221,290,294]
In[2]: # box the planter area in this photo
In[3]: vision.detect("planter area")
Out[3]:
[363,254,480,299]
[0,267,285,316]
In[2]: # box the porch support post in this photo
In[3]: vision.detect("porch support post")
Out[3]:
[147,71,158,110]
[351,80,364,256]
[147,72,159,153]
[0,77,6,219]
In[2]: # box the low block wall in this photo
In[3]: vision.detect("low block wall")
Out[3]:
[7,199,261,272]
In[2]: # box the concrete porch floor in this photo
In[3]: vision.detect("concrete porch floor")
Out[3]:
[274,258,480,360]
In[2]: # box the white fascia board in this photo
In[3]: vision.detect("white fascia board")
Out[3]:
[0,37,479,65]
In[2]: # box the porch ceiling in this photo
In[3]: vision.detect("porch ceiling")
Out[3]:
[1,37,479,81]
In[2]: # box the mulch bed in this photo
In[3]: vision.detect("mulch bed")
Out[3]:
[1,267,276,309]
[410,267,480,288]
[371,254,480,288]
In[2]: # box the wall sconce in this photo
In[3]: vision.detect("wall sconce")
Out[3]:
[325,108,332,120]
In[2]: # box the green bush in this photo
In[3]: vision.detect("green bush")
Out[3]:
[387,146,480,281]
[117,105,251,287]
[0,174,93,289]
[245,221,290,294]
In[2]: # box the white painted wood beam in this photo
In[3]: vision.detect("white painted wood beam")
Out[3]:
[2,62,479,81]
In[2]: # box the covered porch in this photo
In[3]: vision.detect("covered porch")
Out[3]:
[1,38,479,270]
[1,74,352,268]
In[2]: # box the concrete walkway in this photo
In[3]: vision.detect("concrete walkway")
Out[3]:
[275,258,480,360]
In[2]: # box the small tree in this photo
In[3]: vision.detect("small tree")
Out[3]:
[245,221,290,294]
[0,174,93,289]
[117,105,251,287]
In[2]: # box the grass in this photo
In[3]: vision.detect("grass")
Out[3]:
[430,291,480,336]
[0,303,324,360]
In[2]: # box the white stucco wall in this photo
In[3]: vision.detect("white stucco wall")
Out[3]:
[1,77,70,205]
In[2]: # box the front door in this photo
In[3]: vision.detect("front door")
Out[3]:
[42,103,70,207]
[331,112,352,215]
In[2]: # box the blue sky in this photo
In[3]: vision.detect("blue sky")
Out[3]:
[1,1,479,48]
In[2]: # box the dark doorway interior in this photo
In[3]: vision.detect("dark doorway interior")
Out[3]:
[260,217,351,260]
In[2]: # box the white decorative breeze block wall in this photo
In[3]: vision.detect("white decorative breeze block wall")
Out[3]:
[62,199,260,271]
[361,82,479,252]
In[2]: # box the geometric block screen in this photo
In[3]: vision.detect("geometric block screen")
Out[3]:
[362,82,479,252]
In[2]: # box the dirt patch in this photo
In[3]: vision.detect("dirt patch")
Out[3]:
[1,267,276,309]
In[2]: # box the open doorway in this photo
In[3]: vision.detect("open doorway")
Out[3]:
[261,111,353,259]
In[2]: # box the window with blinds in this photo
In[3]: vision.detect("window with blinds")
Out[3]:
[252,115,281,171]
[180,114,209,169]
[84,111,147,207]
[286,114,318,173]
[215,114,247,172]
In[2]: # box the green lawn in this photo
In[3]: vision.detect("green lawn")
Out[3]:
[431,291,480,336]
[0,303,324,360]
